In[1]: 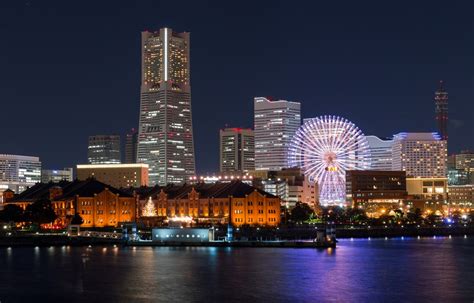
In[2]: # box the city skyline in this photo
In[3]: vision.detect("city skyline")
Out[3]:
[1,1,472,174]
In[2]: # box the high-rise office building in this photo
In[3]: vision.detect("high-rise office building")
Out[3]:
[254,97,301,171]
[455,150,474,173]
[88,135,121,164]
[451,150,474,185]
[392,132,447,178]
[137,28,195,185]
[434,80,448,141]
[41,168,74,183]
[125,128,138,164]
[0,154,41,193]
[365,135,394,170]
[220,128,255,173]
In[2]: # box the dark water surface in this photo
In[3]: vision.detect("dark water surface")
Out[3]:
[1,237,473,302]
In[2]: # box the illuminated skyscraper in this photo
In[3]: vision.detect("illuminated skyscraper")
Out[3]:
[88,135,121,164]
[219,128,255,173]
[125,128,138,164]
[137,28,195,185]
[254,97,301,171]
[434,80,448,141]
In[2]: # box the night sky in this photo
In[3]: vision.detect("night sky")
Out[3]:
[1,1,473,173]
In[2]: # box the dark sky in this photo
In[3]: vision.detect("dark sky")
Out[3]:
[1,0,473,173]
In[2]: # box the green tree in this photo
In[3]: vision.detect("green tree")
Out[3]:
[406,208,422,224]
[290,202,314,223]
[0,204,24,222]
[321,206,346,223]
[24,199,57,225]
[346,208,368,224]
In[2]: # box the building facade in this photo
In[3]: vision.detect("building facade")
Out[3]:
[448,185,473,214]
[365,135,394,170]
[5,179,136,228]
[392,132,447,178]
[41,168,74,183]
[125,128,138,164]
[219,128,255,173]
[134,181,280,227]
[0,154,41,193]
[252,168,317,208]
[346,170,407,217]
[448,169,470,186]
[88,135,121,164]
[406,177,448,216]
[76,164,149,188]
[455,150,474,173]
[137,28,195,186]
[254,97,301,171]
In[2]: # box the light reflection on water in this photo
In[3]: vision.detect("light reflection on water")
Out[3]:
[0,237,473,302]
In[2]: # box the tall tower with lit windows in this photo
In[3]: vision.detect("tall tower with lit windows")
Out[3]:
[137,28,195,185]
[434,80,448,141]
[254,97,301,171]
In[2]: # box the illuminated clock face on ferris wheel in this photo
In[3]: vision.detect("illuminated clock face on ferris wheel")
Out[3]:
[288,115,371,206]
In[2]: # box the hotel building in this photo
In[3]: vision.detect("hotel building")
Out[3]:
[76,163,149,188]
[392,132,447,178]
[137,28,195,185]
[88,135,121,164]
[220,128,255,173]
[254,97,300,171]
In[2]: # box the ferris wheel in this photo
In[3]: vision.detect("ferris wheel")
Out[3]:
[288,115,371,206]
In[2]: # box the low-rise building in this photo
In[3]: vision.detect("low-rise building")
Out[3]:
[76,163,149,188]
[41,168,74,183]
[448,185,473,214]
[5,179,136,228]
[406,177,448,216]
[251,168,317,208]
[132,181,280,227]
[346,170,407,217]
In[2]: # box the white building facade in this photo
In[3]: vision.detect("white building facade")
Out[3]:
[0,154,41,193]
[365,135,394,170]
[254,97,301,171]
